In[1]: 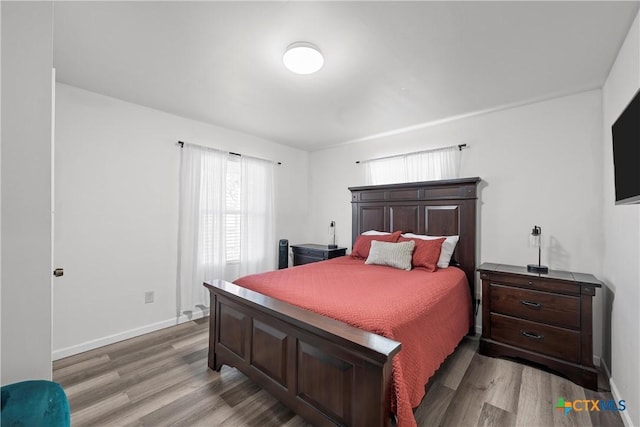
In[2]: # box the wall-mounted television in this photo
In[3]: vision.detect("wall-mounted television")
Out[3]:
[611,87,640,205]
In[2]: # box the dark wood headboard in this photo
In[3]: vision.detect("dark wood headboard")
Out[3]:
[349,177,481,332]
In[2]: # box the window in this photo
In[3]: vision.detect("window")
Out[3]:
[224,158,241,263]
[199,157,241,265]
[178,143,276,313]
[363,145,461,185]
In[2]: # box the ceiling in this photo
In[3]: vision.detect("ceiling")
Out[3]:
[53,1,639,151]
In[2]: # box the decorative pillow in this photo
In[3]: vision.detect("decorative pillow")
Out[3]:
[399,236,446,272]
[351,231,402,259]
[362,230,392,236]
[365,240,415,271]
[401,233,459,268]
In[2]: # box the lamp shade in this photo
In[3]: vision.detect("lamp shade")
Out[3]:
[529,226,541,247]
[527,225,548,274]
[283,42,324,75]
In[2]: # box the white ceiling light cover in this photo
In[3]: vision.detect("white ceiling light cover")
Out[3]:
[283,42,324,75]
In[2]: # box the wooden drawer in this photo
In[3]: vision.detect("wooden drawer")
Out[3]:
[291,245,346,266]
[490,313,579,362]
[481,272,580,295]
[293,254,324,266]
[490,284,580,329]
[478,263,602,390]
[294,247,328,258]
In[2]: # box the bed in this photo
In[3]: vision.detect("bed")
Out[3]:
[203,177,480,427]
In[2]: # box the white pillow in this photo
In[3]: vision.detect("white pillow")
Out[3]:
[362,230,391,236]
[401,233,459,268]
[365,240,415,271]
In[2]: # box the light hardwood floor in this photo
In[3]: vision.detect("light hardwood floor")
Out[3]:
[53,318,624,427]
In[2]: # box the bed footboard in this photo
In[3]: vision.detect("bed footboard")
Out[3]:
[204,279,401,427]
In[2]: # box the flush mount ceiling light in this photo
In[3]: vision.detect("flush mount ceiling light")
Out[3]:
[283,42,324,75]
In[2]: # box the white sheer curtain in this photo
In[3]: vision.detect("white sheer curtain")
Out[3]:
[363,145,461,185]
[178,143,276,315]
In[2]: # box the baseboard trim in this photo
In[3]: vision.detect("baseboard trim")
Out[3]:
[601,358,612,379]
[52,309,210,361]
[603,359,635,427]
[610,378,634,427]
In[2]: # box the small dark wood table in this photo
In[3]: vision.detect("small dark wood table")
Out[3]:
[478,262,601,390]
[291,244,347,266]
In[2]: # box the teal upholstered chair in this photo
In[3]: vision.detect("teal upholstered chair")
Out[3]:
[0,380,70,427]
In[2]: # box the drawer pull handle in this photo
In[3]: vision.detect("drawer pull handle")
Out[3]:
[520,300,542,309]
[527,281,533,285]
[521,331,544,340]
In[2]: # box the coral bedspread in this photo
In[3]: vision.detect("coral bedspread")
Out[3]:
[234,256,472,427]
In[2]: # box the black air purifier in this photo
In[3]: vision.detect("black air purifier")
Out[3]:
[278,239,289,269]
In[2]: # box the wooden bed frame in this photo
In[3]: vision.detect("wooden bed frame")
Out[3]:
[203,177,480,427]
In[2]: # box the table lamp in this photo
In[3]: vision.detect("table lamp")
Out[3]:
[527,225,549,274]
[328,221,337,248]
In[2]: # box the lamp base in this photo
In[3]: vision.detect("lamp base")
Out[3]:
[527,264,549,274]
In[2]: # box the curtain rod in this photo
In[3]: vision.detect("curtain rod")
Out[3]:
[178,141,282,165]
[355,144,467,164]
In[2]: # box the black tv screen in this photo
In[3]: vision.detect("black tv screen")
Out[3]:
[612,88,640,205]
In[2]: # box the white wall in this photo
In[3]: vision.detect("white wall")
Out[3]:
[309,90,605,352]
[1,2,54,384]
[53,83,309,357]
[602,10,640,427]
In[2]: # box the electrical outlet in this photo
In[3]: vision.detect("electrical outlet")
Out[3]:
[145,291,154,304]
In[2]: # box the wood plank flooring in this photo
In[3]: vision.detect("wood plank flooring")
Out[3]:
[53,318,624,426]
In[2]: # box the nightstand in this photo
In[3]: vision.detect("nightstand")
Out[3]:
[291,244,347,266]
[478,262,602,390]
